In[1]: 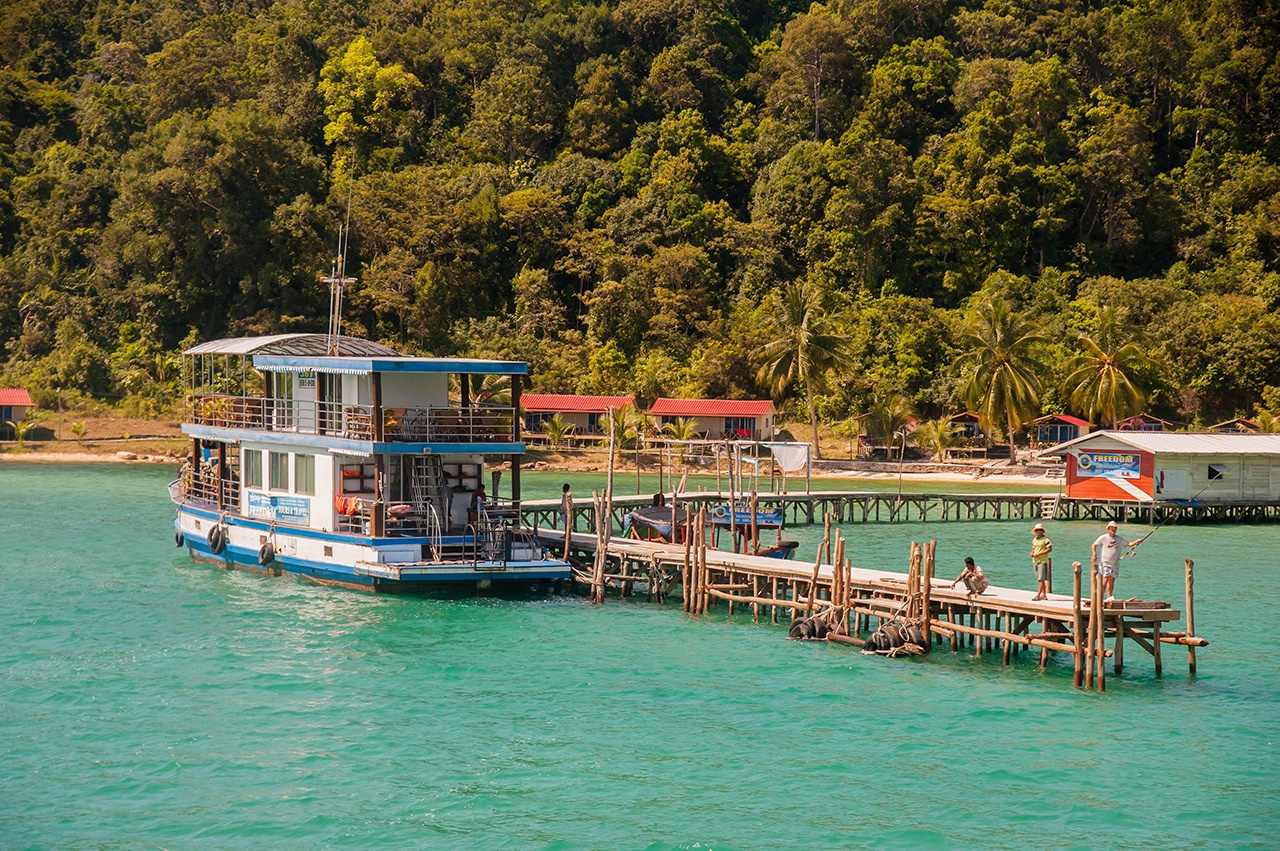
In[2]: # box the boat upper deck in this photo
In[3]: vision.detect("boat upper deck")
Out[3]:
[183,333,528,450]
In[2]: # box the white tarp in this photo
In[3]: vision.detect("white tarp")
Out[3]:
[766,443,810,474]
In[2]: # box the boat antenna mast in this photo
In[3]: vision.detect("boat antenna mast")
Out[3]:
[321,180,358,356]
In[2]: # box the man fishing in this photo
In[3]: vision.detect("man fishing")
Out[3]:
[1091,521,1144,601]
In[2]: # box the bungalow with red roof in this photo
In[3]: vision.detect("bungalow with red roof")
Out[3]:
[521,394,635,440]
[1030,413,1092,445]
[648,398,775,440]
[1,388,33,437]
[1208,417,1260,433]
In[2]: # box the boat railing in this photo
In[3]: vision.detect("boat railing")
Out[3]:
[186,395,514,444]
[391,406,514,443]
[174,466,241,512]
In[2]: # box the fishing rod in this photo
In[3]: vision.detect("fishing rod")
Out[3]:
[1118,476,1219,561]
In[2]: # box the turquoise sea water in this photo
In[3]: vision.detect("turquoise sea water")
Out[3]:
[2,463,1278,848]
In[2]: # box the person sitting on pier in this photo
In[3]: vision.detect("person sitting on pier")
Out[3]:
[1091,520,1143,601]
[950,557,989,595]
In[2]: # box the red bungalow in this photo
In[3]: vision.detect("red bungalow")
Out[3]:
[648,398,776,440]
[521,394,635,439]
[1,388,33,438]
[1208,417,1260,433]
[1031,413,1093,445]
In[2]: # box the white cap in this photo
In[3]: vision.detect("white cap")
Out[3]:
[1106,520,1118,528]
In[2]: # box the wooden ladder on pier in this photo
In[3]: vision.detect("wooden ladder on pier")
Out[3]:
[1039,495,1060,521]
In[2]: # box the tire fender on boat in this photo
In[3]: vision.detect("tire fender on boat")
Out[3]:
[258,542,275,565]
[207,524,226,555]
[174,529,184,547]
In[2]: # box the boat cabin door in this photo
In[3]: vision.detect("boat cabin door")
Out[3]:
[270,372,294,430]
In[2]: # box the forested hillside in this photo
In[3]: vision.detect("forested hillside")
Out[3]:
[2,0,1279,436]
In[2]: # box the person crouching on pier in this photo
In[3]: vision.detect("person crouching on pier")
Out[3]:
[1091,520,1143,601]
[1030,523,1053,600]
[951,557,989,596]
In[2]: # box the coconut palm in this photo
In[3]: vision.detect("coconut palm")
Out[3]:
[662,417,699,442]
[756,280,847,459]
[1253,409,1280,433]
[866,394,914,458]
[954,297,1046,463]
[912,417,960,462]
[6,420,30,448]
[1061,306,1155,428]
[541,413,575,448]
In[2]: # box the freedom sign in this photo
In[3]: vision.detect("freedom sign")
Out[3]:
[1075,451,1141,479]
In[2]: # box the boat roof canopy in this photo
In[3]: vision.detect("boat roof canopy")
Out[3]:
[184,335,528,374]
[253,355,528,375]
[185,334,401,357]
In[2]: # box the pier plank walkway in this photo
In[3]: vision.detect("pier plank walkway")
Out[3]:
[536,526,1203,691]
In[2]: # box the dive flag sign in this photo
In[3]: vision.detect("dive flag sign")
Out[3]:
[1075,451,1141,479]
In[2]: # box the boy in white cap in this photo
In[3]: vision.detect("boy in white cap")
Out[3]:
[1030,523,1052,600]
[1091,521,1143,600]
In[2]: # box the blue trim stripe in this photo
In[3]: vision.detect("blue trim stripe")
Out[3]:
[182,533,569,585]
[252,355,528,375]
[181,425,525,456]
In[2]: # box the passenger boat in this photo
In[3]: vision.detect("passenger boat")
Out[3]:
[169,333,570,590]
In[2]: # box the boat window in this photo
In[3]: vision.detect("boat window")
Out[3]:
[295,454,315,495]
[269,451,289,490]
[243,450,262,488]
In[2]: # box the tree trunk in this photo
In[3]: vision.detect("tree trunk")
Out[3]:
[806,377,822,460]
[1007,409,1017,464]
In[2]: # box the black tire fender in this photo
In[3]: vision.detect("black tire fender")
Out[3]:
[258,542,275,565]
[207,525,226,555]
[174,529,184,547]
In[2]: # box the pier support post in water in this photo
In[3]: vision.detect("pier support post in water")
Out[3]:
[1185,558,1197,675]
[1072,562,1084,689]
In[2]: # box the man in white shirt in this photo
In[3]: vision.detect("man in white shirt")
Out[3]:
[1091,520,1143,600]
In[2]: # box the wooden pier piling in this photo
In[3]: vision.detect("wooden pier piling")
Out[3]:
[540,524,1207,690]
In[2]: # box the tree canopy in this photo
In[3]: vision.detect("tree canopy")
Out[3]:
[3,0,1280,430]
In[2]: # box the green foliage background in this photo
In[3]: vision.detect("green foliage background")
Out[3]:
[2,0,1279,426]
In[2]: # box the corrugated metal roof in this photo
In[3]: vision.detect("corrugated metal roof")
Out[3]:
[185,334,401,357]
[0,388,33,406]
[649,398,774,417]
[522,394,634,413]
[1044,430,1280,455]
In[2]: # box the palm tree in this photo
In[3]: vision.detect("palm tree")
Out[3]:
[663,417,699,442]
[912,417,960,462]
[6,420,30,448]
[756,280,847,459]
[541,413,575,448]
[70,421,87,444]
[866,394,914,456]
[1061,306,1155,428]
[1253,409,1280,433]
[954,297,1046,463]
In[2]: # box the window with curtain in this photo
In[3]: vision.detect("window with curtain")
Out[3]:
[295,454,315,495]
[269,451,289,490]
[243,450,262,488]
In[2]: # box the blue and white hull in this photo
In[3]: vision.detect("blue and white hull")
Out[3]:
[174,502,571,591]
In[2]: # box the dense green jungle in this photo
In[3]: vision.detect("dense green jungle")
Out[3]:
[2,0,1279,443]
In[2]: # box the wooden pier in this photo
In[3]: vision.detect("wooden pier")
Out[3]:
[535,519,1207,690]
[521,490,1051,532]
[521,490,1280,531]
